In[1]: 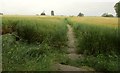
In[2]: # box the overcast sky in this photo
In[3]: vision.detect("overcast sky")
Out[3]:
[0,0,119,16]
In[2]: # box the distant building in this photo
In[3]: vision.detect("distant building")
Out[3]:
[0,13,3,15]
[51,11,54,16]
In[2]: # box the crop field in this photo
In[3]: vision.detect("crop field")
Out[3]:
[67,17,120,71]
[2,15,68,71]
[1,15,120,71]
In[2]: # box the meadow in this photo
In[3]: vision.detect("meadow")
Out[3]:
[1,15,119,71]
[2,15,68,71]
[66,17,119,71]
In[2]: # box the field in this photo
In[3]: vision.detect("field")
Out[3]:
[67,17,120,71]
[1,15,120,71]
[2,16,68,71]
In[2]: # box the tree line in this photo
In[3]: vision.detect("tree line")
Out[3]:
[37,1,119,17]
[0,1,119,17]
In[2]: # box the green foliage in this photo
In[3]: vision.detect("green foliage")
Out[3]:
[0,13,3,15]
[2,16,68,71]
[2,32,67,71]
[114,1,120,17]
[41,12,46,15]
[78,12,84,17]
[3,16,68,48]
[67,17,119,71]
[102,13,114,17]
[2,16,19,34]
[63,54,119,71]
[73,24,119,55]
[73,54,119,71]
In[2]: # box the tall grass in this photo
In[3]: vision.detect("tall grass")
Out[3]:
[67,17,119,71]
[2,16,20,34]
[68,17,119,55]
[2,16,68,71]
[2,16,67,47]
[74,24,118,55]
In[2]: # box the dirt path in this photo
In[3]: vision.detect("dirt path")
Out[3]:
[66,24,80,60]
[67,24,76,53]
[54,24,94,71]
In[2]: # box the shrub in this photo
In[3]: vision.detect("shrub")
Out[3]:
[102,13,114,17]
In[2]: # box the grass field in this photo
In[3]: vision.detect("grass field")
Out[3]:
[66,16,119,71]
[2,15,119,71]
[2,15,68,71]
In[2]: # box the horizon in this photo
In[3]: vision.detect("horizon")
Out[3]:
[0,0,119,16]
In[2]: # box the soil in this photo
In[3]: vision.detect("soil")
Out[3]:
[54,24,94,71]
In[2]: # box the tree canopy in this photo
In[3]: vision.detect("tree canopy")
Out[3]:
[41,12,46,15]
[102,13,114,17]
[78,12,84,17]
[114,1,120,17]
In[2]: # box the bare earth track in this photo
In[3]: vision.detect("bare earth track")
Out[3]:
[55,24,94,71]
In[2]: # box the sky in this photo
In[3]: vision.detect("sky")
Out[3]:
[0,0,119,16]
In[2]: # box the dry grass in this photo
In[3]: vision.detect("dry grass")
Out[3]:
[70,16,118,27]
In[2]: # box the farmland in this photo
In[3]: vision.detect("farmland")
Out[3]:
[2,15,68,71]
[1,15,120,71]
[67,17,119,71]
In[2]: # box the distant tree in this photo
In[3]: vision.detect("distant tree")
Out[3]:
[41,11,46,15]
[78,12,84,17]
[108,14,114,17]
[51,10,54,16]
[114,1,120,17]
[102,13,108,17]
[0,13,3,15]
[102,13,114,17]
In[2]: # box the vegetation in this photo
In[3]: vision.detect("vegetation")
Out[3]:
[114,1,120,17]
[2,15,119,71]
[41,12,46,15]
[2,16,68,71]
[67,16,119,71]
[78,12,84,17]
[0,13,3,15]
[102,13,114,17]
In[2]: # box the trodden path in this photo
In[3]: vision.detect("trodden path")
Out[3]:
[55,24,94,71]
[67,24,80,60]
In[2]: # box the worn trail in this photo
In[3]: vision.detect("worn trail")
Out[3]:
[66,24,80,60]
[55,24,94,71]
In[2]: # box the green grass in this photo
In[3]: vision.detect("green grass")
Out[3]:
[2,16,68,71]
[67,17,119,71]
[2,15,119,71]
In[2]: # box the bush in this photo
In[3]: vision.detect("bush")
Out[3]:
[102,13,114,17]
